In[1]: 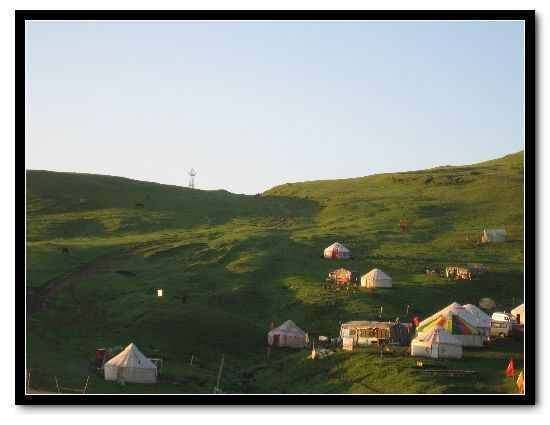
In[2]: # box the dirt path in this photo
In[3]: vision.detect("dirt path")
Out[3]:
[28,248,131,315]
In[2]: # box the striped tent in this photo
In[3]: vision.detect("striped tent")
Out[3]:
[416,302,484,347]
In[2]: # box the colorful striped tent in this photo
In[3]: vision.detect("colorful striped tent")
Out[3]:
[416,302,484,347]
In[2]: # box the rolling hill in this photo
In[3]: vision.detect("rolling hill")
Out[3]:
[25,151,524,394]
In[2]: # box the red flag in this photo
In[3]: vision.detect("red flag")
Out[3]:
[506,358,516,377]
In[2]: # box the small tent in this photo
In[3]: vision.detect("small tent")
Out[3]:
[463,304,491,342]
[323,242,351,260]
[361,268,392,288]
[481,229,507,243]
[104,343,157,384]
[267,320,307,348]
[411,326,463,359]
[416,302,484,347]
[511,304,525,324]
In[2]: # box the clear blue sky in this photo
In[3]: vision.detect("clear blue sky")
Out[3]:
[25,20,525,194]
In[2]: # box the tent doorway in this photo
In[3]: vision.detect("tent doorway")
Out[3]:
[273,334,280,347]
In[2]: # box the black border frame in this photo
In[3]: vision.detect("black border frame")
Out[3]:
[15,9,535,406]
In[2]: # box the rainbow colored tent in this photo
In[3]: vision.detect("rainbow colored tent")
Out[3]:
[416,302,484,347]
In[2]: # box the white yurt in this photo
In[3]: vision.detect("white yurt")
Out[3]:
[411,326,463,359]
[481,228,507,243]
[104,343,157,384]
[511,303,525,324]
[416,302,484,347]
[323,242,351,259]
[360,268,392,288]
[267,320,308,348]
[463,304,491,342]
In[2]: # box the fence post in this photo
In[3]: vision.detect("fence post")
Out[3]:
[83,376,90,394]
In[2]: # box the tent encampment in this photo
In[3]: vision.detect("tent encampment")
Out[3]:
[416,302,484,347]
[267,320,308,348]
[323,242,351,259]
[410,326,463,359]
[463,304,491,342]
[360,268,392,288]
[104,343,157,384]
[481,229,507,243]
[511,304,525,324]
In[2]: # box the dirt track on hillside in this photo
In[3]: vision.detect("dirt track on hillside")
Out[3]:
[27,248,130,315]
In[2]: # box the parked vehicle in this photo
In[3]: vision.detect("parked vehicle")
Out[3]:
[490,320,512,338]
[491,312,517,323]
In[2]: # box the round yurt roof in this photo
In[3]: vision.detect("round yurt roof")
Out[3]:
[363,268,391,280]
[325,242,350,252]
[104,343,157,370]
[268,320,306,337]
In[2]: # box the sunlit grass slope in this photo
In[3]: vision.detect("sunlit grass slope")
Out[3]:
[26,152,524,394]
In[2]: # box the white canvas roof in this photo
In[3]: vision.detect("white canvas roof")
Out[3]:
[363,268,391,281]
[268,320,306,337]
[415,326,461,346]
[419,302,485,330]
[104,343,157,370]
[511,304,524,314]
[325,242,350,252]
[463,304,491,328]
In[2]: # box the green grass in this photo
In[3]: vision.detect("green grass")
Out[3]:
[25,152,524,394]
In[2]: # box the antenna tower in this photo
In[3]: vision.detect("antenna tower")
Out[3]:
[188,168,197,189]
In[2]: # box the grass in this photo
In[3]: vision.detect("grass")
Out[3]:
[25,152,524,394]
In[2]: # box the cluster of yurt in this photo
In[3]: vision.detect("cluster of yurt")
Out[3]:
[267,320,308,348]
[104,343,158,384]
[323,242,351,259]
[411,302,495,360]
[361,268,392,288]
[481,228,507,243]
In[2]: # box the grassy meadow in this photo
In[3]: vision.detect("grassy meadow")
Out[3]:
[25,152,524,394]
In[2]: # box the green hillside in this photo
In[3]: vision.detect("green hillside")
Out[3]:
[25,152,524,394]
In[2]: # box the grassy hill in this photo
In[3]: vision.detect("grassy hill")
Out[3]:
[25,152,524,394]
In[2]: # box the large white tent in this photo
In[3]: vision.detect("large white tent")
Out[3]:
[511,303,525,324]
[411,326,463,359]
[463,304,491,342]
[360,268,392,288]
[323,242,351,259]
[267,320,308,348]
[416,302,484,347]
[104,343,157,384]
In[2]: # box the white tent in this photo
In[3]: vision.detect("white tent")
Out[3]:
[481,228,507,243]
[360,268,392,288]
[411,327,463,359]
[104,343,157,384]
[511,304,525,324]
[416,302,484,347]
[323,242,351,259]
[463,304,491,342]
[267,320,307,348]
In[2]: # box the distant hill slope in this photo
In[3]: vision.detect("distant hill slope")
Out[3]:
[25,152,524,395]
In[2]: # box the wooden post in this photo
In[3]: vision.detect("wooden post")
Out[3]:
[55,376,60,393]
[83,376,90,394]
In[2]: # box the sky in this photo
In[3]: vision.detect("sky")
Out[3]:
[25,20,525,194]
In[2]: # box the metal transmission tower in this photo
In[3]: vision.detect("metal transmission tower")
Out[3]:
[188,168,197,189]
